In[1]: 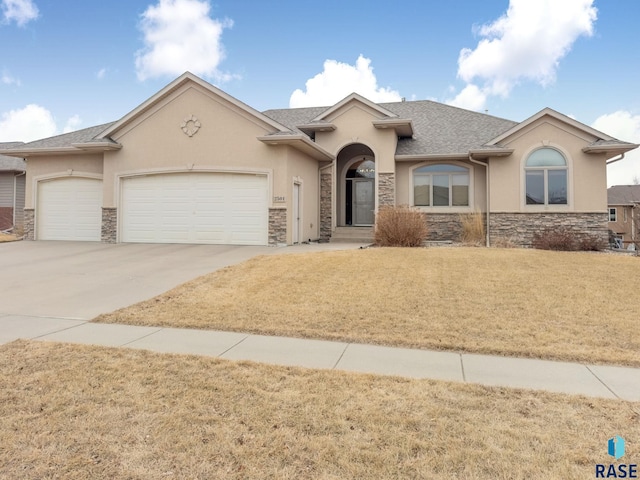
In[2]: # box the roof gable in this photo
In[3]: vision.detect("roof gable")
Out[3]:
[487,108,612,146]
[98,72,291,139]
[311,93,398,122]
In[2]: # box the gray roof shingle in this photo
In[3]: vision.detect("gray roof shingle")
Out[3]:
[0,142,26,171]
[608,185,640,205]
[12,122,117,150]
[263,100,518,156]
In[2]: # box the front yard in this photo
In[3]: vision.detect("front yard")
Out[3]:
[96,247,640,366]
[1,340,638,479]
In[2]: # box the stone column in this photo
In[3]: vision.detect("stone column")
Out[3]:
[23,208,34,240]
[268,208,287,245]
[378,172,395,206]
[101,207,117,243]
[320,172,332,242]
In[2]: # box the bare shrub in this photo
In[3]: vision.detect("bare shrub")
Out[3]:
[374,205,428,247]
[459,210,485,245]
[532,228,605,252]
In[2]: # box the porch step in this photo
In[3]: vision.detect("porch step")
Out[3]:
[330,226,374,244]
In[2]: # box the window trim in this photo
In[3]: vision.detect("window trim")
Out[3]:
[521,145,572,210]
[410,161,474,212]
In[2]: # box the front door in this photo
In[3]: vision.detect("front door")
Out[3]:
[353,179,374,225]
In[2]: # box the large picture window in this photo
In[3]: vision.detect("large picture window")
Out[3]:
[413,164,469,207]
[525,148,567,205]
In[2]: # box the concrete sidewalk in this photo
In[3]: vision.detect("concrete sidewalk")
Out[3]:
[1,313,638,402]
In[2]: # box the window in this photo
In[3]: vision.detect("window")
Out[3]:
[525,148,567,205]
[609,208,617,222]
[413,164,469,207]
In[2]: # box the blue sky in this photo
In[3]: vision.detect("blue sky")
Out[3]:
[1,0,639,185]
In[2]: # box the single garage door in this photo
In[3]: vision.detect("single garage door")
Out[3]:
[37,177,103,241]
[120,172,268,245]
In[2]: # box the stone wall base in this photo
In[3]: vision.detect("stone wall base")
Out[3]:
[269,208,287,245]
[489,212,608,247]
[422,213,468,242]
[102,208,117,243]
[23,209,34,240]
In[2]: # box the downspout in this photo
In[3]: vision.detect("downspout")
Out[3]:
[468,154,490,246]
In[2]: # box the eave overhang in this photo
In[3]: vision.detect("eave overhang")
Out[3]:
[296,123,337,136]
[395,153,469,162]
[2,142,122,158]
[469,148,514,159]
[582,143,639,156]
[257,134,335,162]
[372,119,414,137]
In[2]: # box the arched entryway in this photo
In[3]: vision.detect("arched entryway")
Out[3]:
[337,144,375,226]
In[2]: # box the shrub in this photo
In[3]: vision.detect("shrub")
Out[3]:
[459,210,485,245]
[532,227,605,252]
[374,205,428,247]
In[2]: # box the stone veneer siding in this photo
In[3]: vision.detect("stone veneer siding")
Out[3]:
[101,207,117,243]
[268,208,287,245]
[23,208,34,240]
[421,213,468,242]
[378,172,395,206]
[320,173,332,242]
[489,212,609,247]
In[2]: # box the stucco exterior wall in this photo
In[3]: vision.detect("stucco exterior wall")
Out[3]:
[285,147,320,243]
[490,119,606,213]
[314,104,398,172]
[24,154,104,209]
[102,85,288,208]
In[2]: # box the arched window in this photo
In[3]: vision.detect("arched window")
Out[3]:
[525,148,567,205]
[413,164,469,207]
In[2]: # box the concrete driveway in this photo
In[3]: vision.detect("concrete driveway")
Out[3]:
[0,241,280,320]
[0,240,362,345]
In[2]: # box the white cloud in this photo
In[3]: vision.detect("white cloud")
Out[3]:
[63,114,82,133]
[1,70,20,86]
[0,104,56,142]
[1,0,39,26]
[592,111,640,186]
[446,84,488,111]
[96,68,107,80]
[450,0,597,110]
[289,55,402,108]
[135,0,233,82]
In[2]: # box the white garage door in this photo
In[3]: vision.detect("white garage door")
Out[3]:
[120,172,268,245]
[37,177,103,241]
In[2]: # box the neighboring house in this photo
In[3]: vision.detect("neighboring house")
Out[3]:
[0,142,26,232]
[2,73,638,246]
[607,185,640,248]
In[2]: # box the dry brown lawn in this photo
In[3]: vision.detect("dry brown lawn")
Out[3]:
[97,247,640,367]
[1,340,638,479]
[0,232,18,243]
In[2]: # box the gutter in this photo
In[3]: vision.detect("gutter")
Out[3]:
[606,153,625,165]
[468,154,490,247]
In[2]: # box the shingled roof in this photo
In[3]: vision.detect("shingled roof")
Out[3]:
[263,100,518,156]
[608,185,640,205]
[0,142,26,171]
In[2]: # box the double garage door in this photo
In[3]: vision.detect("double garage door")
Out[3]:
[37,173,268,245]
